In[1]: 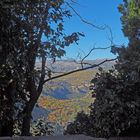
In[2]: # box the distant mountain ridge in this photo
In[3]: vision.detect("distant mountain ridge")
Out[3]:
[36,59,115,72]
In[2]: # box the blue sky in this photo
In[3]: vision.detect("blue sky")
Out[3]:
[62,0,128,60]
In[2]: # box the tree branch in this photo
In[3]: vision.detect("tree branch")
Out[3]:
[74,45,111,68]
[43,58,117,84]
[66,2,106,30]
[80,47,95,68]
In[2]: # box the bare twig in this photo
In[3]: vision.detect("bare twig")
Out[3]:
[80,47,95,68]
[78,45,112,68]
[105,25,114,46]
[91,46,111,50]
[70,0,80,5]
[66,2,106,30]
[73,25,114,69]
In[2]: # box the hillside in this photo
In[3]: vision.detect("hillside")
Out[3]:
[38,93,94,126]
[42,70,97,99]
[33,59,115,132]
[34,70,96,125]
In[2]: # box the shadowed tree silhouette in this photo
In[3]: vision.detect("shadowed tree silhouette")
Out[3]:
[66,0,140,137]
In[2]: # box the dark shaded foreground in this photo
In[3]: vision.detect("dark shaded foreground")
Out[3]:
[0,135,139,140]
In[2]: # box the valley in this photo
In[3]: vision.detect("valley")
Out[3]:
[33,60,115,133]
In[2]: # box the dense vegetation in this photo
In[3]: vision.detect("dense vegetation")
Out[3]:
[1,0,140,137]
[0,0,83,136]
[66,0,140,137]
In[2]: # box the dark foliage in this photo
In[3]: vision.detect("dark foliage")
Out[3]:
[65,111,91,135]
[0,2,27,136]
[0,0,83,136]
[66,0,140,137]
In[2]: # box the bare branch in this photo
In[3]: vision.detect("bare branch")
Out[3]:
[79,45,112,68]
[80,47,95,68]
[73,26,114,69]
[105,25,114,46]
[91,46,111,50]
[66,2,106,30]
[43,58,117,84]
[70,0,80,5]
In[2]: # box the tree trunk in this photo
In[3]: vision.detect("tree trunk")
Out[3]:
[21,97,38,136]
[21,76,45,136]
[21,78,39,136]
[21,108,32,136]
